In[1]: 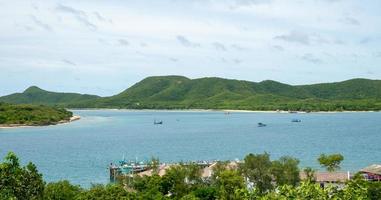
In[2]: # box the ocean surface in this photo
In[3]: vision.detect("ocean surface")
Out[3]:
[0,110,380,186]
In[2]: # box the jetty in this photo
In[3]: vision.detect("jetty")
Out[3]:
[109,159,216,182]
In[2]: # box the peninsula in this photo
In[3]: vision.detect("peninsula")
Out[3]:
[0,102,77,128]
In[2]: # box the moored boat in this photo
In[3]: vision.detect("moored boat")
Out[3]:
[154,120,163,125]
[258,122,267,127]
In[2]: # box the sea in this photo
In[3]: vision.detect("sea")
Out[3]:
[0,110,380,187]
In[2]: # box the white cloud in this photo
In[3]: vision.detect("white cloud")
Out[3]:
[0,0,380,95]
[176,35,201,47]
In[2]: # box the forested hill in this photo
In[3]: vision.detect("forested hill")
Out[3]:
[0,86,100,106]
[0,103,73,126]
[1,76,381,111]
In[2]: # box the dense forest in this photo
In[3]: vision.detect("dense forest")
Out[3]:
[0,103,72,126]
[1,76,381,111]
[1,152,381,200]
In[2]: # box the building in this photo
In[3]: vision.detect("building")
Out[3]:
[360,164,381,181]
[300,171,351,188]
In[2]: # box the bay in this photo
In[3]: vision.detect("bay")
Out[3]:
[0,110,380,187]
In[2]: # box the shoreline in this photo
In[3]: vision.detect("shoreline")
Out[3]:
[0,115,81,129]
[69,108,379,114]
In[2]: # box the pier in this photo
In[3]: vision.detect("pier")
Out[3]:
[109,159,217,182]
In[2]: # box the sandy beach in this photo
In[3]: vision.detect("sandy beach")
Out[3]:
[70,108,379,114]
[0,115,81,129]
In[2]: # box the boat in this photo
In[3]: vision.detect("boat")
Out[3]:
[291,119,301,122]
[258,122,267,127]
[154,120,163,125]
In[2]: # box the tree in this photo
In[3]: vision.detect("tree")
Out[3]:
[0,152,45,199]
[44,180,82,200]
[271,156,300,186]
[75,184,136,200]
[239,153,273,194]
[131,174,165,199]
[317,154,344,172]
[213,169,245,200]
[193,185,216,200]
[148,157,160,175]
[184,163,203,185]
[180,193,200,200]
[303,167,316,183]
[161,165,189,198]
[276,181,330,199]
[211,161,229,182]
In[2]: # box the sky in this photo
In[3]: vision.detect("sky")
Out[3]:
[0,0,380,96]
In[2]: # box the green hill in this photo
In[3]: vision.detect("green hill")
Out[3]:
[0,86,100,106]
[1,76,381,111]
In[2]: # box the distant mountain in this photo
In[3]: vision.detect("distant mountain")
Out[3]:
[1,76,381,111]
[0,86,100,106]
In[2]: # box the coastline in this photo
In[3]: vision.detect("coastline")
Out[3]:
[69,108,379,114]
[0,115,81,129]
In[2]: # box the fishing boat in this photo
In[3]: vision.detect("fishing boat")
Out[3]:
[258,122,267,127]
[154,120,163,125]
[291,119,301,122]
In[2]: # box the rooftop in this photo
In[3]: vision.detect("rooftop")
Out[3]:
[360,164,381,175]
[300,171,350,183]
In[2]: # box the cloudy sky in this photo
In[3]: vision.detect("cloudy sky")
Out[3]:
[1,0,380,96]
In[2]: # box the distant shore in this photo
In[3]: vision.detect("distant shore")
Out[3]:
[0,115,81,129]
[69,108,379,114]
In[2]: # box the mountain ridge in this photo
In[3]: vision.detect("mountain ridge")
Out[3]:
[1,76,381,111]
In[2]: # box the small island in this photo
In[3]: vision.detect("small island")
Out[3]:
[0,102,78,128]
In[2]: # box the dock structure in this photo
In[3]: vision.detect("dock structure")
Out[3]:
[109,159,219,182]
[109,159,150,182]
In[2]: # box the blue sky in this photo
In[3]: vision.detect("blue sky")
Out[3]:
[1,0,380,96]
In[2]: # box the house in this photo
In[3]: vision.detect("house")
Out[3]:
[300,171,351,188]
[359,164,381,181]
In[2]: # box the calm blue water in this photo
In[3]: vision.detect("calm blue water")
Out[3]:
[0,110,381,186]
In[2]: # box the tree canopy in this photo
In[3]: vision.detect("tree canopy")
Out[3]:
[318,153,344,172]
[0,103,72,126]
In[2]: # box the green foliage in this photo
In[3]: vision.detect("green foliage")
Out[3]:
[270,156,300,186]
[318,153,344,172]
[303,167,316,183]
[75,184,137,200]
[192,185,216,200]
[2,152,381,200]
[239,153,273,194]
[148,157,160,175]
[179,193,200,200]
[0,103,72,126]
[2,76,381,111]
[44,180,82,200]
[161,163,203,198]
[130,175,165,199]
[0,86,100,106]
[0,152,45,200]
[213,169,245,200]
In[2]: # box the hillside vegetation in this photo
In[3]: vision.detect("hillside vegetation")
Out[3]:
[0,103,72,126]
[0,86,100,106]
[1,76,381,111]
